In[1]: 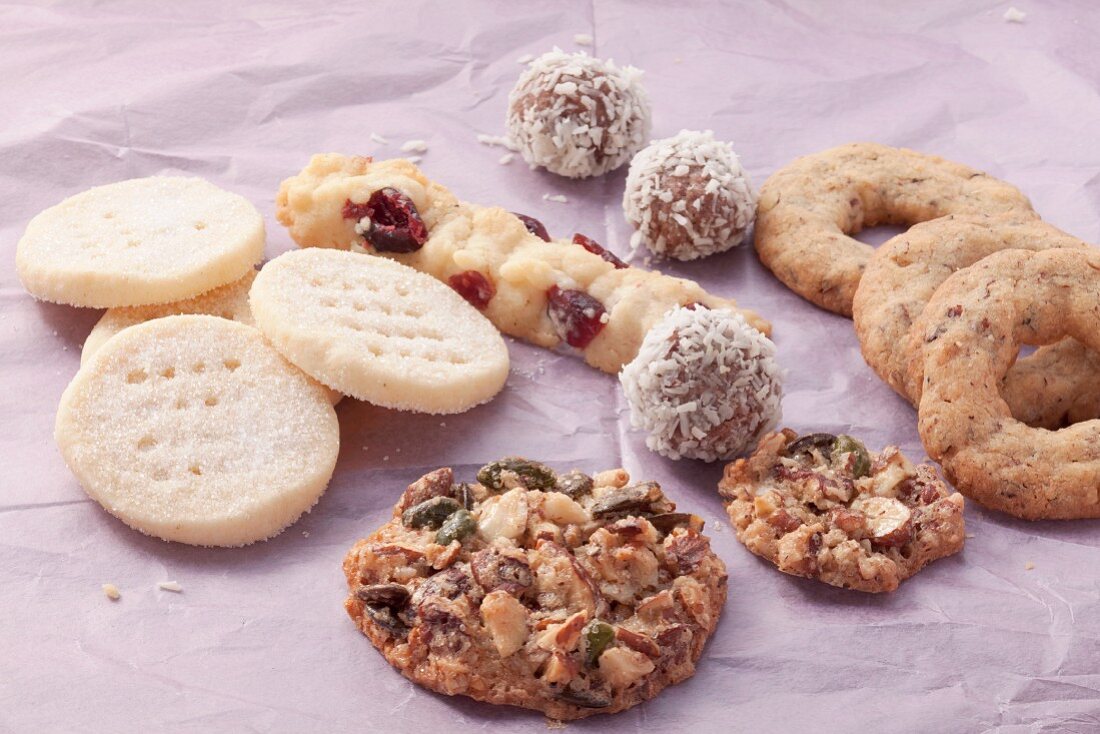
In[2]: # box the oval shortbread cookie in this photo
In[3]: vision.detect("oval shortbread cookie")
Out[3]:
[55,315,339,546]
[249,248,510,414]
[17,177,264,308]
[81,270,257,366]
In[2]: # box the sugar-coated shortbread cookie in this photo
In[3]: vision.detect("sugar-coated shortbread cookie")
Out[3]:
[55,315,339,546]
[853,214,1098,429]
[719,430,965,592]
[275,154,770,374]
[17,177,265,308]
[344,458,726,719]
[81,270,257,366]
[754,143,1035,316]
[917,248,1100,520]
[249,248,509,414]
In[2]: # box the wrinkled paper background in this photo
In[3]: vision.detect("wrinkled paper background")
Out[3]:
[2,1,1099,731]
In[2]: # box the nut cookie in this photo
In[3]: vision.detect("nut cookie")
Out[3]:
[917,248,1100,520]
[276,154,769,374]
[55,316,339,546]
[343,458,726,719]
[754,143,1035,316]
[719,430,965,592]
[17,176,264,308]
[853,214,1099,429]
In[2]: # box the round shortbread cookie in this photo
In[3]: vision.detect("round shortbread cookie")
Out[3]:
[249,248,510,414]
[81,270,257,366]
[55,315,339,546]
[17,177,265,308]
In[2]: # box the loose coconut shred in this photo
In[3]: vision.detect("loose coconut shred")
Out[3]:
[623,130,757,261]
[507,48,651,179]
[620,306,783,462]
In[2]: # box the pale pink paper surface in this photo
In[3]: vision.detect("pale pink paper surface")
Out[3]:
[2,1,1100,731]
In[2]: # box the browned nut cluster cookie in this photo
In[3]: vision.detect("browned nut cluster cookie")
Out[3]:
[343,458,727,720]
[917,248,1100,520]
[754,142,1035,316]
[853,214,1100,429]
[718,429,965,592]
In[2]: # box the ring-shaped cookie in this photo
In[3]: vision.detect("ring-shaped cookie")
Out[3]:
[754,143,1036,316]
[917,248,1100,520]
[854,214,1100,429]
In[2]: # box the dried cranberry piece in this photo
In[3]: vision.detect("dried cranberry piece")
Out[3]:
[546,285,606,349]
[447,270,495,310]
[342,188,428,253]
[513,212,550,242]
[572,233,627,269]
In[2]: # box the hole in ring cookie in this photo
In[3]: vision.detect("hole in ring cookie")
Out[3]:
[917,247,1100,520]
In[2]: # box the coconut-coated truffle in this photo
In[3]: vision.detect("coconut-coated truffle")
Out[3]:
[507,49,651,179]
[620,305,783,462]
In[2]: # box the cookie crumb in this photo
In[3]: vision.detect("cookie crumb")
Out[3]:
[157,581,183,593]
[1003,6,1026,22]
[545,718,567,730]
[965,533,976,539]
[370,132,389,145]
[1024,561,1035,570]
[302,531,310,538]
[401,140,429,154]
[516,53,535,64]
[499,152,515,165]
[383,455,390,462]
[542,193,569,204]
[573,33,593,46]
[102,583,121,601]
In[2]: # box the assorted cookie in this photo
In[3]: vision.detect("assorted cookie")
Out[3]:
[623,129,756,261]
[249,248,510,414]
[55,316,340,546]
[507,49,651,179]
[17,176,264,308]
[754,143,1035,316]
[852,214,1099,429]
[719,429,965,592]
[620,305,783,462]
[343,458,726,719]
[916,249,1100,520]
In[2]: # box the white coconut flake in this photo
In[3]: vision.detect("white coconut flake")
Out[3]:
[370,132,389,145]
[405,155,422,164]
[476,133,519,151]
[1004,6,1026,22]
[543,193,569,203]
[157,581,183,593]
[507,47,651,179]
[401,139,429,154]
[574,33,593,46]
[620,306,784,462]
[516,53,535,64]
[622,129,756,261]
[499,152,515,165]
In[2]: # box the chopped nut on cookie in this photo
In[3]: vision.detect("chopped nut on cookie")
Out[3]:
[718,429,965,593]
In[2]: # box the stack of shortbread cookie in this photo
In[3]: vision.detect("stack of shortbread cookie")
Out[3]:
[18,176,510,546]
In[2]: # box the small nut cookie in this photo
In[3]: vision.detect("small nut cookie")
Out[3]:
[754,143,1035,316]
[249,248,509,414]
[17,177,264,308]
[55,315,339,546]
[853,214,1099,429]
[917,248,1100,520]
[344,458,726,719]
[719,430,965,592]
